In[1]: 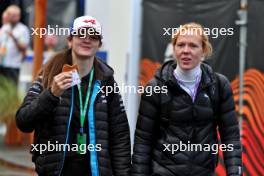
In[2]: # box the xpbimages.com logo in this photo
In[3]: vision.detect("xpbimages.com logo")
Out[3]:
[31,141,102,154]
[163,26,234,39]
[31,25,102,38]
[96,83,168,96]
[163,141,234,154]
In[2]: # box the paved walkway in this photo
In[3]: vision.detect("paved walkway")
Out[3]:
[0,135,36,176]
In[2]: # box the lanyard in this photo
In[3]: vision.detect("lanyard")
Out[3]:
[77,67,94,134]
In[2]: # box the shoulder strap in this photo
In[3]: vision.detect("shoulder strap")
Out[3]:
[157,79,172,127]
[210,73,223,117]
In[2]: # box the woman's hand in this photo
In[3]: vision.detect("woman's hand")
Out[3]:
[51,71,72,97]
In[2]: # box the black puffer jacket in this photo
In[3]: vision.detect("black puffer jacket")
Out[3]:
[16,59,131,176]
[131,61,242,176]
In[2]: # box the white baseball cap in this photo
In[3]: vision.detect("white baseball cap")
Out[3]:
[70,15,102,38]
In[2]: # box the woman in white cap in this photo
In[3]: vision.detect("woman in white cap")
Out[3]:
[16,15,131,176]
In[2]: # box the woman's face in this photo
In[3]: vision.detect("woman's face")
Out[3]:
[68,28,101,59]
[173,31,204,70]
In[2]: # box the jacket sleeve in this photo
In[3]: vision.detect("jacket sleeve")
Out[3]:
[131,79,160,176]
[217,74,242,176]
[108,80,131,176]
[16,76,60,133]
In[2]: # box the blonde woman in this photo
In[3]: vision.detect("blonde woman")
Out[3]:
[131,23,242,176]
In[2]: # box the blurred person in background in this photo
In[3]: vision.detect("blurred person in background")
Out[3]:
[16,15,131,176]
[43,34,58,64]
[131,23,242,176]
[0,5,30,84]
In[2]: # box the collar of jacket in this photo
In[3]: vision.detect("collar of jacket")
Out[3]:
[154,60,216,90]
[93,57,114,81]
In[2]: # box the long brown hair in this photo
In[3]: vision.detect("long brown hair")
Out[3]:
[40,49,72,89]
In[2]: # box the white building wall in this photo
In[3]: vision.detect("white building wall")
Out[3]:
[85,0,142,146]
[85,0,130,86]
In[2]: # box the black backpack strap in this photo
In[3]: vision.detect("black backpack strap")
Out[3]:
[209,73,223,119]
[157,79,172,128]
